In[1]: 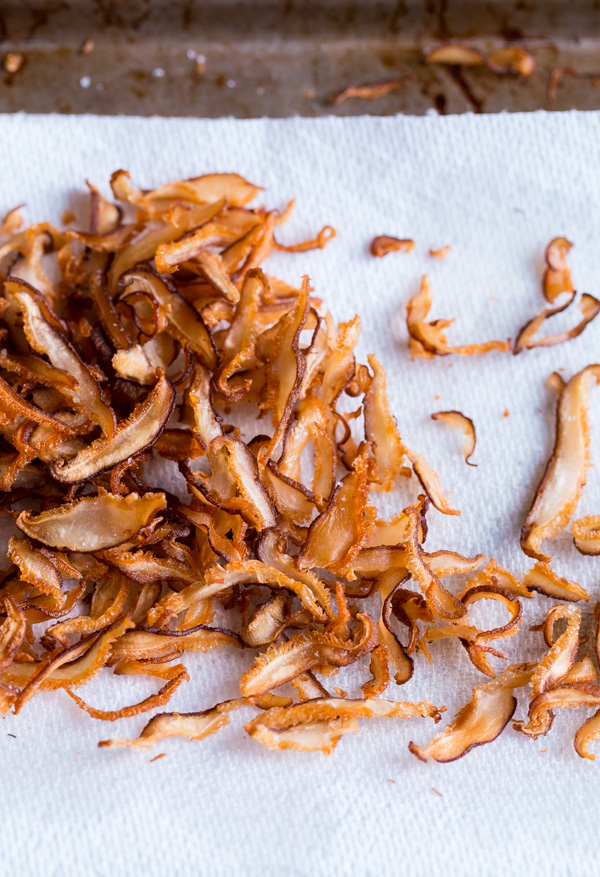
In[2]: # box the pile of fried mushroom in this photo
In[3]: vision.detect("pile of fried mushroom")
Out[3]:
[1,173,600,762]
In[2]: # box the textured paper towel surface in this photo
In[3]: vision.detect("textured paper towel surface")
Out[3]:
[2,112,600,876]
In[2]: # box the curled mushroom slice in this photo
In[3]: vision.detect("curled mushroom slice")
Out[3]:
[572,516,600,555]
[50,372,175,484]
[363,354,406,491]
[195,435,277,531]
[370,236,415,257]
[361,645,391,698]
[297,446,376,577]
[544,237,574,304]
[409,663,535,763]
[102,549,196,585]
[5,617,134,713]
[108,623,243,663]
[575,707,600,760]
[7,536,65,604]
[16,489,166,552]
[514,294,600,354]
[10,281,115,437]
[517,604,581,739]
[403,506,465,620]
[330,79,408,105]
[111,170,260,210]
[245,697,442,754]
[407,276,510,359]
[212,269,264,401]
[461,585,523,677]
[521,364,600,561]
[99,697,247,750]
[404,446,460,516]
[431,410,477,467]
[523,561,589,602]
[0,370,77,438]
[242,593,293,648]
[0,597,26,672]
[65,668,189,721]
[239,612,377,697]
[425,44,535,76]
[380,576,432,685]
[524,684,600,752]
[45,572,129,646]
[255,276,310,462]
[202,558,332,623]
[120,269,218,370]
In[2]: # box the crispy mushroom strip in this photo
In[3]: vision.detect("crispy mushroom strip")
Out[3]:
[50,371,175,484]
[380,576,432,685]
[9,280,116,437]
[297,445,376,577]
[572,516,600,556]
[0,597,26,672]
[240,611,377,698]
[4,617,134,713]
[330,78,409,105]
[119,268,218,371]
[431,410,477,467]
[402,505,465,620]
[514,293,600,354]
[370,236,415,257]
[245,697,443,755]
[517,604,581,739]
[521,364,600,561]
[16,489,166,552]
[523,561,589,602]
[363,354,406,492]
[407,275,510,359]
[200,559,332,623]
[409,663,535,763]
[543,237,574,304]
[425,45,535,77]
[513,238,600,353]
[66,668,189,722]
[99,698,247,750]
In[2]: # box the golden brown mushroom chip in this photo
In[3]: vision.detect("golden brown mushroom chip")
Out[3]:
[245,696,443,754]
[108,623,243,664]
[425,44,535,76]
[370,236,415,257]
[409,663,535,762]
[10,281,116,437]
[363,354,406,491]
[514,294,600,354]
[523,561,589,602]
[240,611,377,697]
[521,364,600,561]
[431,410,477,467]
[572,516,600,556]
[0,596,26,672]
[16,489,166,552]
[99,697,247,750]
[517,604,581,739]
[525,684,600,751]
[5,617,134,713]
[50,372,175,484]
[297,445,376,577]
[120,269,218,370]
[407,275,510,360]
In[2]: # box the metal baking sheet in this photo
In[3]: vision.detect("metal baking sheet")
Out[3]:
[1,0,600,117]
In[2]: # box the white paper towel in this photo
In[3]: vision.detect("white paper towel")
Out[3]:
[1,111,600,877]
